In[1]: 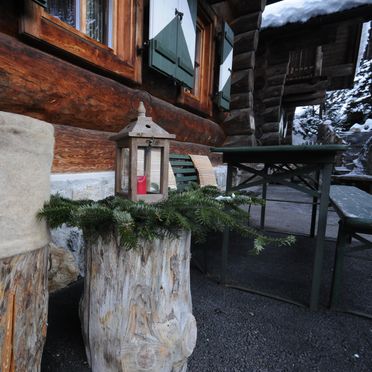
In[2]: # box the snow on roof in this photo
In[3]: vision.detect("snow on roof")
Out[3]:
[262,0,372,29]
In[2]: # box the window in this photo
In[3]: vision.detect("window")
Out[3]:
[177,7,215,116]
[20,0,142,82]
[47,0,114,47]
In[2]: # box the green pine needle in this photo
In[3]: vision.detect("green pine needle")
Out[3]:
[38,186,295,251]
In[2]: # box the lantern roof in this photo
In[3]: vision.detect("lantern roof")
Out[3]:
[110,102,176,141]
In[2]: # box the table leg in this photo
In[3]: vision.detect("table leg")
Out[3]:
[221,165,234,285]
[260,165,268,229]
[310,163,333,310]
[310,170,320,237]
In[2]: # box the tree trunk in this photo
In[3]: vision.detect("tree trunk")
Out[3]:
[0,246,49,372]
[80,231,197,372]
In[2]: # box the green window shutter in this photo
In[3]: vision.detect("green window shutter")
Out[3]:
[32,0,48,8]
[217,22,234,111]
[149,0,178,80]
[175,0,197,88]
[149,0,197,89]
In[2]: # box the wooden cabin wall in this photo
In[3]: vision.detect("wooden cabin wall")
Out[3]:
[0,2,225,173]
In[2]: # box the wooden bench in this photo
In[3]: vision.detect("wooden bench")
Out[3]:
[169,154,199,192]
[169,154,218,192]
[329,185,372,312]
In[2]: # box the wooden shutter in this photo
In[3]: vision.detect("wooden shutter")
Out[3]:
[149,0,178,80]
[32,0,48,7]
[175,0,197,88]
[217,22,234,111]
[149,0,197,88]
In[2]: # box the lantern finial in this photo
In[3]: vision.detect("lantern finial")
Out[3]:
[138,102,146,118]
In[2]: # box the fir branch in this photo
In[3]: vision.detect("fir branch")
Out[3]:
[39,186,294,252]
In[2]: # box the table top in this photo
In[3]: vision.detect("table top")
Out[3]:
[210,145,348,164]
[211,144,348,154]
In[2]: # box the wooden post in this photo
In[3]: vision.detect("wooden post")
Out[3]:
[0,111,54,371]
[80,230,197,372]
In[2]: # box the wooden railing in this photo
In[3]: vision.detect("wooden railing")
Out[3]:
[287,46,322,81]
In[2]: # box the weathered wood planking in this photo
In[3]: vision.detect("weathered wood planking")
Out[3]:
[53,125,116,173]
[53,125,221,172]
[0,33,225,147]
[0,246,49,372]
[80,232,196,372]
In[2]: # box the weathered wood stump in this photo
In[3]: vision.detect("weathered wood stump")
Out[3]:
[0,111,54,371]
[0,246,49,372]
[80,231,197,372]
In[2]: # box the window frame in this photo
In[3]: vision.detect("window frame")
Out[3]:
[177,6,215,117]
[20,0,143,83]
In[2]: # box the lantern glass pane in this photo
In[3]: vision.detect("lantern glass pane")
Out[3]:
[149,147,162,194]
[120,147,130,193]
[137,148,145,176]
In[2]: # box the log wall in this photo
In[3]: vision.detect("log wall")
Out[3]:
[53,125,221,173]
[222,0,266,146]
[0,3,226,172]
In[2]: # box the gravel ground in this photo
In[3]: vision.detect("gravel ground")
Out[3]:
[42,186,372,371]
[42,233,372,372]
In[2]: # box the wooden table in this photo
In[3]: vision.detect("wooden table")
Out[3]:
[210,145,348,310]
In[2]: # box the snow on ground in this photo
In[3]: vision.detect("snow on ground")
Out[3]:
[262,0,372,29]
[350,118,372,132]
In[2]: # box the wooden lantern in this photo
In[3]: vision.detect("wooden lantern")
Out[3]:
[110,102,176,202]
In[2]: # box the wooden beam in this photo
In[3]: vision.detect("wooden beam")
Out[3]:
[53,124,221,173]
[234,31,259,54]
[284,78,329,95]
[0,33,225,147]
[230,92,253,110]
[228,0,266,14]
[232,51,255,71]
[322,63,355,77]
[222,109,255,136]
[231,69,254,93]
[230,12,262,34]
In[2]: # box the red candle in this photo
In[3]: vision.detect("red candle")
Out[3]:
[137,176,147,194]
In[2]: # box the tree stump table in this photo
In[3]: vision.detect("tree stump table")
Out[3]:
[80,230,197,372]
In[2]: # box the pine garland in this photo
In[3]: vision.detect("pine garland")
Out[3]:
[38,185,294,253]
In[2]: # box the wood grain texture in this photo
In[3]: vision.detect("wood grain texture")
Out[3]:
[0,246,49,372]
[0,33,225,148]
[53,125,222,173]
[80,231,196,372]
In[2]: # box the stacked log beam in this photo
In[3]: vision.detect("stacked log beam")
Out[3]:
[254,45,290,145]
[223,0,266,146]
[0,32,225,172]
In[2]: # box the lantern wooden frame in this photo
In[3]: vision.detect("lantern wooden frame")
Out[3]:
[110,102,175,203]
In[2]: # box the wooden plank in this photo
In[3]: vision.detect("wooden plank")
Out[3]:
[175,175,199,182]
[169,154,191,160]
[172,168,197,174]
[170,160,194,166]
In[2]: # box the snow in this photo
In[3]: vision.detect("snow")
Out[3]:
[262,0,372,29]
[356,21,371,74]
[350,118,372,132]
